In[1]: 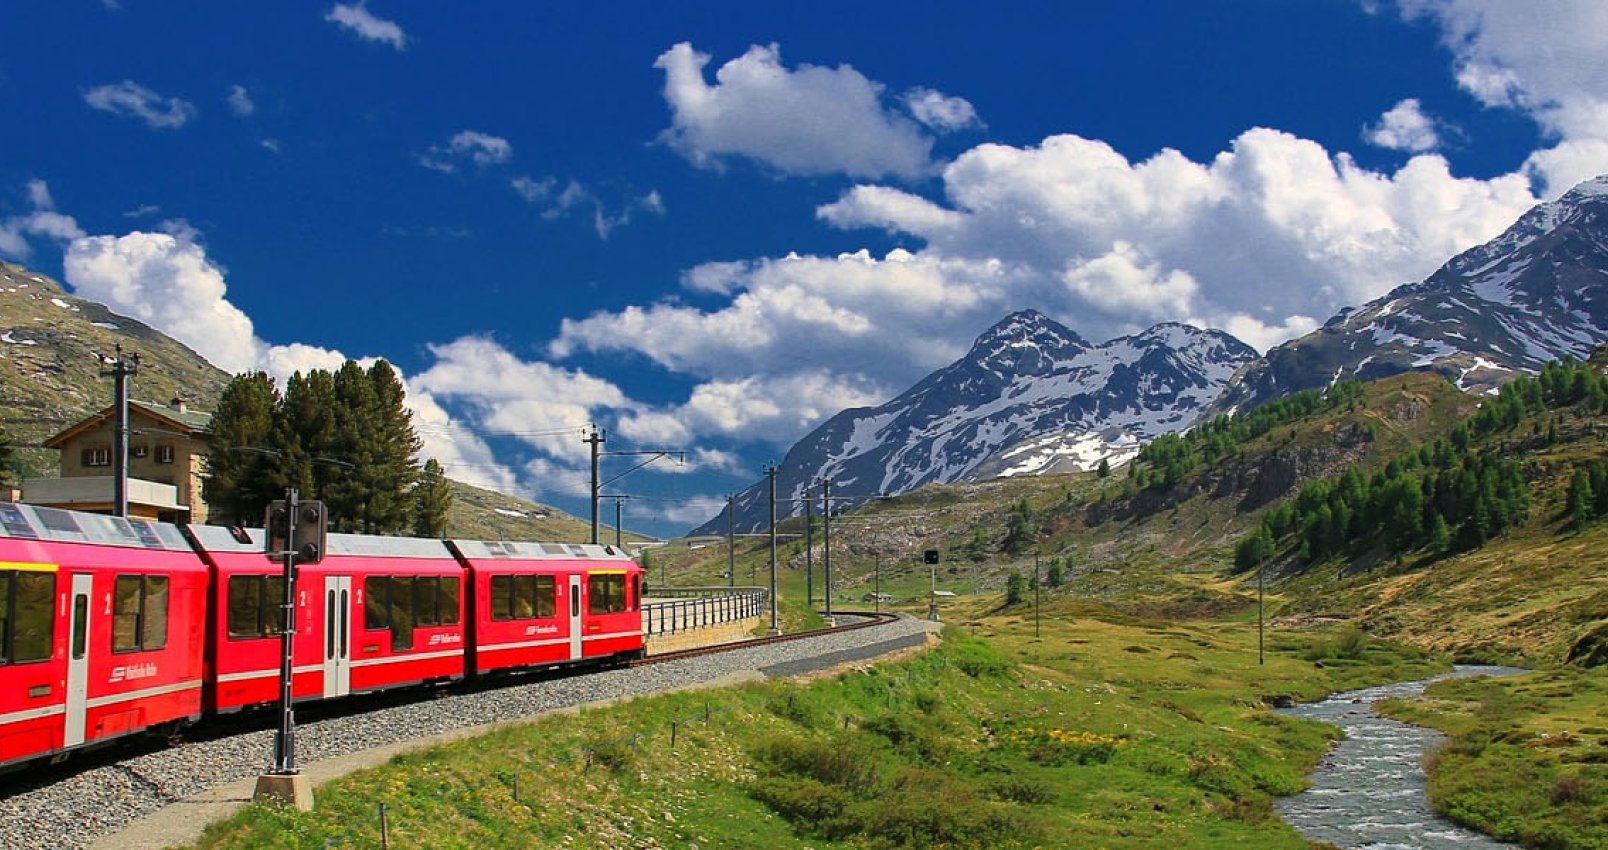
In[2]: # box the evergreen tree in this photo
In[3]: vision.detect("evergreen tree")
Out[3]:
[202,372,280,526]
[1004,571,1026,606]
[412,458,453,538]
[0,428,14,490]
[1428,511,1452,553]
[1568,468,1595,529]
[362,361,423,534]
[1003,498,1037,555]
[1096,457,1111,478]
[1046,557,1065,588]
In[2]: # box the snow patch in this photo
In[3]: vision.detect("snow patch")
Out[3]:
[1,331,38,345]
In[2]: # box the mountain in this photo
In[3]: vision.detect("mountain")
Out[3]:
[1213,174,1608,414]
[693,310,1255,535]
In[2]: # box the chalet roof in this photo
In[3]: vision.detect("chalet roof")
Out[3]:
[43,399,212,449]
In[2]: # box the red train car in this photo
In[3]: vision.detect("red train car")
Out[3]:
[184,525,466,713]
[0,503,207,768]
[448,540,644,675]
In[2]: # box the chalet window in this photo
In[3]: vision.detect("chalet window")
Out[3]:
[82,447,111,467]
[131,445,149,458]
[155,445,175,464]
[111,574,169,653]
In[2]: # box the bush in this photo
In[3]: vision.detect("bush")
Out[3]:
[752,734,879,792]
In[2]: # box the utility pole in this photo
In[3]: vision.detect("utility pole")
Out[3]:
[766,465,780,635]
[804,486,814,607]
[1258,555,1265,666]
[101,346,139,518]
[584,426,605,544]
[726,493,736,588]
[821,477,833,619]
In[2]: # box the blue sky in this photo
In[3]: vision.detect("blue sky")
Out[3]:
[3,2,1606,537]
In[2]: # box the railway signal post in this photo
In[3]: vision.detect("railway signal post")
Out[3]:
[253,490,326,811]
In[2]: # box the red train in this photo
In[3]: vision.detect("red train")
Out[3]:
[0,501,645,770]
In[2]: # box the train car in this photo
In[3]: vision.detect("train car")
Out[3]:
[185,526,466,713]
[447,540,644,675]
[0,503,207,768]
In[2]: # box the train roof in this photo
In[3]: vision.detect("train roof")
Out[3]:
[185,524,456,559]
[448,540,635,563]
[0,501,193,552]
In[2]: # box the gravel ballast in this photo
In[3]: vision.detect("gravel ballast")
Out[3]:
[0,615,937,850]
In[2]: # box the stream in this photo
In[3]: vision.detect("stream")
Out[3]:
[1274,664,1528,849]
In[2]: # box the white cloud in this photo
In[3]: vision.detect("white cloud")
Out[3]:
[420,130,512,173]
[227,84,255,117]
[1397,0,1608,195]
[654,42,935,180]
[679,372,887,444]
[904,87,982,133]
[325,2,406,50]
[1364,98,1441,152]
[83,81,197,129]
[1060,242,1199,321]
[64,232,265,373]
[0,180,87,259]
[511,176,664,239]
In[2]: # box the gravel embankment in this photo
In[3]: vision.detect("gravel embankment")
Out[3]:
[0,616,936,850]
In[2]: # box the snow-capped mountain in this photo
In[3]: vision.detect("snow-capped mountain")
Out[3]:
[692,310,1255,534]
[1213,174,1608,413]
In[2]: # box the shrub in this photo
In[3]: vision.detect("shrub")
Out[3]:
[752,734,879,792]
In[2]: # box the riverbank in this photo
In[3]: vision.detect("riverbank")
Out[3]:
[1377,665,1608,849]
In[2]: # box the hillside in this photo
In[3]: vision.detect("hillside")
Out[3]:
[0,261,231,478]
[443,478,647,545]
[654,365,1605,665]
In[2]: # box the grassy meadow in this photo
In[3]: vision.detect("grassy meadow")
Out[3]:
[192,597,1474,850]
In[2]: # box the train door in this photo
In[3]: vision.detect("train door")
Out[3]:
[64,573,93,748]
[568,574,582,660]
[322,576,352,698]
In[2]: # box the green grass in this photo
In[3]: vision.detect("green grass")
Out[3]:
[1377,667,1608,849]
[190,604,1471,850]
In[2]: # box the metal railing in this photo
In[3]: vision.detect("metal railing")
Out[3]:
[642,586,767,635]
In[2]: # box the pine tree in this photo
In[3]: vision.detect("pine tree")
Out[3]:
[202,372,280,526]
[1096,457,1111,478]
[363,361,423,534]
[1005,571,1025,606]
[412,458,452,538]
[1569,468,1595,529]
[1046,557,1065,588]
[1428,511,1452,553]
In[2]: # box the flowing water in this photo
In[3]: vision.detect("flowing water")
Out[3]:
[1274,664,1528,849]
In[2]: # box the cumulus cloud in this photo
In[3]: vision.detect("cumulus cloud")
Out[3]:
[227,84,255,117]
[64,233,265,373]
[654,42,935,180]
[904,87,982,133]
[1397,0,1608,194]
[1364,98,1441,152]
[325,2,406,50]
[83,81,197,129]
[419,130,513,173]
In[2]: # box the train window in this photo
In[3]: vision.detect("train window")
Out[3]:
[142,576,168,650]
[112,575,168,653]
[226,575,282,639]
[489,574,513,621]
[534,575,556,618]
[1,570,55,664]
[388,576,414,651]
[365,577,390,630]
[439,577,460,626]
[71,594,87,661]
[413,578,439,627]
[632,574,642,610]
[587,574,627,615]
